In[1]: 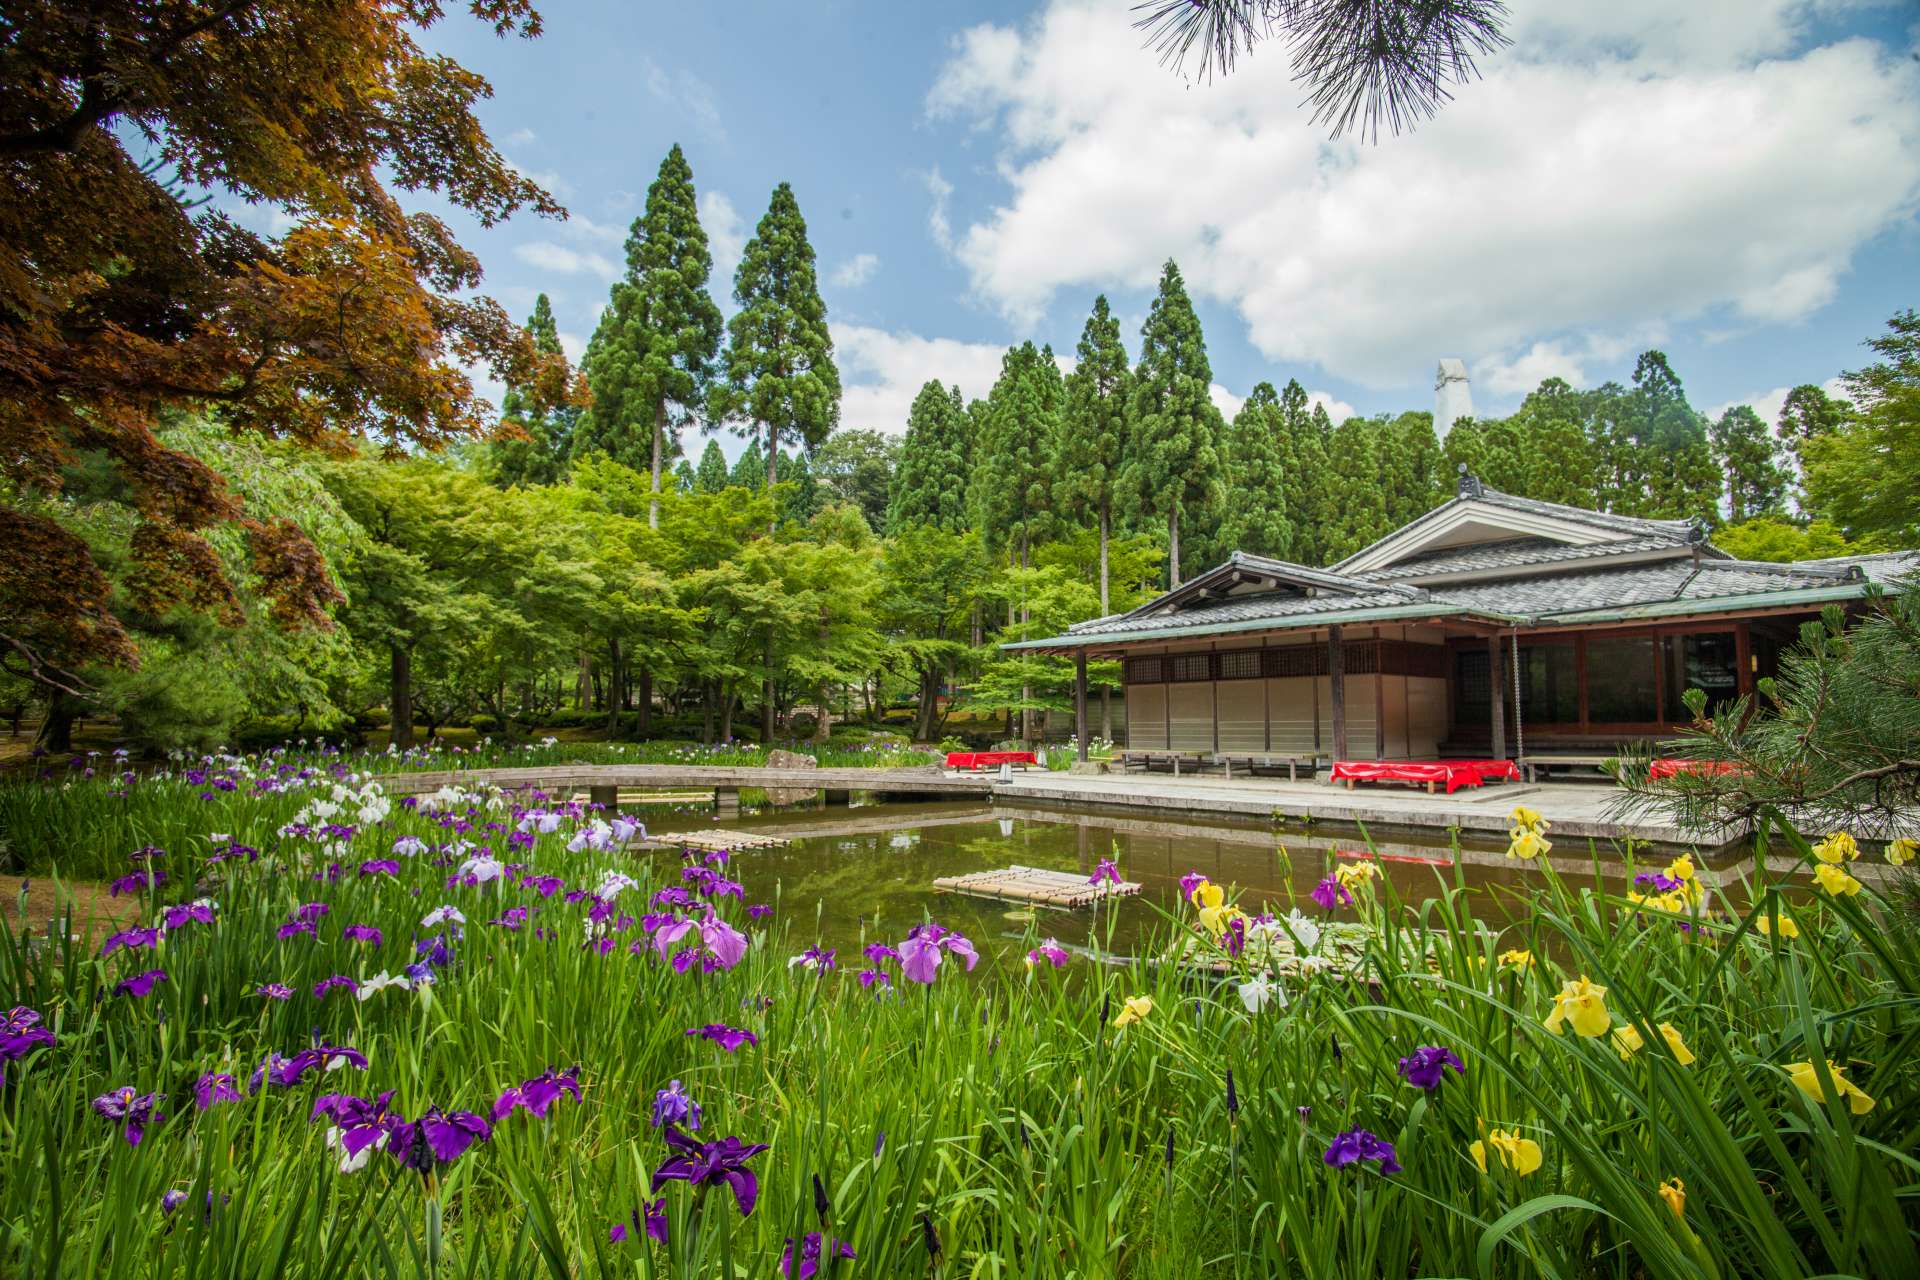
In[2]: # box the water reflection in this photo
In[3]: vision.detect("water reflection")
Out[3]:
[629,801,1685,967]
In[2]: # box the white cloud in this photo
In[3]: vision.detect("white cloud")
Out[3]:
[557,331,587,365]
[512,241,619,279]
[928,1,1920,388]
[1209,383,1244,420]
[503,127,539,148]
[640,58,727,144]
[924,168,955,252]
[1307,390,1357,425]
[831,253,881,288]
[560,211,629,246]
[701,190,747,289]
[1213,382,1353,424]
[1706,376,1850,427]
[505,155,570,200]
[836,324,1039,433]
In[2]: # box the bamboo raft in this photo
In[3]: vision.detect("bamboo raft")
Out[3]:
[649,829,790,852]
[931,865,1141,909]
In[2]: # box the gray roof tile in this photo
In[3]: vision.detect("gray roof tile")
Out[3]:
[1351,535,1694,581]
[1067,589,1424,636]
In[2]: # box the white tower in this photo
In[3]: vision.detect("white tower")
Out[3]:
[1434,358,1473,439]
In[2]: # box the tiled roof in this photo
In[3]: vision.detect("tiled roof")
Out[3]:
[1351,535,1695,581]
[1427,558,1856,617]
[1795,550,1920,585]
[1467,488,1700,542]
[1066,588,1427,637]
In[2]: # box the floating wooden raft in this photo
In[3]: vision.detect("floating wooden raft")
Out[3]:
[649,829,790,851]
[932,864,1141,909]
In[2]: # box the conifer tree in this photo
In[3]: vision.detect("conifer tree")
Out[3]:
[774,449,821,524]
[716,182,840,515]
[1324,417,1390,560]
[694,439,730,494]
[671,459,696,494]
[1274,380,1330,564]
[1441,416,1528,494]
[1512,377,1599,507]
[729,441,767,491]
[1054,296,1134,611]
[1380,410,1444,527]
[1710,405,1790,523]
[889,381,972,531]
[973,343,1060,566]
[1123,261,1224,586]
[1630,351,1718,526]
[574,145,724,527]
[1220,383,1293,560]
[490,294,576,489]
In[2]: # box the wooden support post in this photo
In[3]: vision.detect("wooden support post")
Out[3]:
[715,788,739,820]
[1328,626,1348,762]
[1074,650,1090,762]
[1488,635,1507,760]
[1735,623,1753,699]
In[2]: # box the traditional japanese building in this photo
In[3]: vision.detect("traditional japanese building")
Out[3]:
[1012,472,1916,762]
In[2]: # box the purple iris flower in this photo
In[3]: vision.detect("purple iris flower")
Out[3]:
[747,903,773,920]
[253,1044,368,1090]
[1310,875,1353,911]
[1225,916,1247,959]
[793,946,836,972]
[275,919,315,941]
[651,1079,702,1131]
[101,927,161,956]
[108,869,165,896]
[160,1189,188,1216]
[1322,1127,1401,1174]
[343,924,383,945]
[255,983,294,1001]
[359,859,402,878]
[1179,870,1209,899]
[92,1086,165,1146]
[649,1126,770,1217]
[1089,859,1121,887]
[1633,871,1685,893]
[1026,941,1070,968]
[162,902,214,931]
[1,1006,56,1087]
[898,922,978,984]
[700,913,748,969]
[782,1232,857,1278]
[685,1024,758,1053]
[129,845,165,863]
[386,1108,492,1174]
[863,943,899,966]
[492,1067,583,1121]
[113,969,168,998]
[490,907,530,930]
[195,1072,242,1110]
[608,1200,668,1245]
[1397,1046,1465,1091]
[312,975,358,999]
[857,968,891,989]
[524,874,565,898]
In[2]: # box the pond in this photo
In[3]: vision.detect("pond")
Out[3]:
[622,799,1711,966]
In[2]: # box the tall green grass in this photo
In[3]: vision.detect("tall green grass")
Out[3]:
[0,766,1913,1277]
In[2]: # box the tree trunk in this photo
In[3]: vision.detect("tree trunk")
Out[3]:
[702,680,716,743]
[814,605,832,743]
[606,635,624,734]
[649,398,665,530]
[762,633,776,745]
[1020,532,1033,743]
[36,692,75,753]
[1168,505,1182,588]
[915,668,939,741]
[720,685,736,743]
[637,666,653,737]
[766,422,779,534]
[1098,503,1111,616]
[389,645,413,750]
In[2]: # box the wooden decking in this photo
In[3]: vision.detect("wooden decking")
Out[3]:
[377,763,993,800]
[648,828,789,851]
[932,864,1142,908]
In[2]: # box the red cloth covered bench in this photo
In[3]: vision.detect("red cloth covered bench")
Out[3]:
[1648,759,1744,781]
[1328,760,1491,794]
[945,750,1039,771]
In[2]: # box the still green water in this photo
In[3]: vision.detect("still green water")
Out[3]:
[629,800,1689,966]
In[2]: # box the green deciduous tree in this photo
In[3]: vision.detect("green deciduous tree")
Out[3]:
[1803,310,1920,547]
[889,382,972,532]
[1055,295,1134,611]
[574,145,724,528]
[1124,261,1224,586]
[814,429,899,532]
[716,182,840,512]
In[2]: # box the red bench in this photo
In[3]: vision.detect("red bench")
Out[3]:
[946,750,1040,771]
[1328,759,1515,794]
[1648,759,1744,781]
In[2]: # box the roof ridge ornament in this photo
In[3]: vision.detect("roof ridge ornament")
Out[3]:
[1455,463,1484,499]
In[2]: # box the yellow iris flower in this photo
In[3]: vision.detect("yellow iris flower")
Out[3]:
[1498,948,1533,972]
[1469,1129,1543,1176]
[1510,805,1548,833]
[1813,863,1862,898]
[1812,831,1859,863]
[1665,854,1696,883]
[1190,879,1224,911]
[1658,1177,1686,1221]
[1888,837,1917,867]
[1544,976,1610,1037]
[1197,903,1245,939]
[1506,829,1552,861]
[1112,995,1153,1028]
[1785,1059,1875,1114]
[1755,912,1799,939]
[1334,862,1377,892]
[1612,1021,1696,1065]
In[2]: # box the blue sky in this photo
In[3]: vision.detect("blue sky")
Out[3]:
[415,1,1920,454]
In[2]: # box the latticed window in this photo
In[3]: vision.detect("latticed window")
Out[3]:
[1124,656,1164,684]
[1218,650,1261,680]
[1264,645,1325,678]
[1170,654,1212,682]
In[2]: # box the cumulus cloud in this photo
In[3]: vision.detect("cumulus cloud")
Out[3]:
[836,324,1068,434]
[927,0,1920,388]
[1706,376,1851,428]
[640,58,727,144]
[701,190,747,289]
[924,168,955,252]
[831,253,881,288]
[513,241,619,279]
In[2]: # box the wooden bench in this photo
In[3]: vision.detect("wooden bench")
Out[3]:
[1115,750,1207,776]
[1518,754,1619,784]
[1207,752,1326,782]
